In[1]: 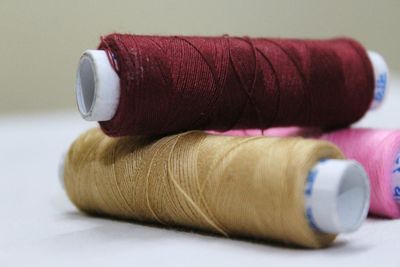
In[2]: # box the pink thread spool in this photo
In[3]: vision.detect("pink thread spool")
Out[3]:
[214,128,400,218]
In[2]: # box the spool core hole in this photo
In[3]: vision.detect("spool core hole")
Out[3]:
[77,56,96,115]
[337,166,368,232]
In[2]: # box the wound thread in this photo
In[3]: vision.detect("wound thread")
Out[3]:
[93,34,374,136]
[215,128,400,218]
[63,128,352,248]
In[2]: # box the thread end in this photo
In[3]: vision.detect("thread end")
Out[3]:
[76,50,120,121]
[305,159,370,234]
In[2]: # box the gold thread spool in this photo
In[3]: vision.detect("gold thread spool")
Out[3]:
[63,128,345,248]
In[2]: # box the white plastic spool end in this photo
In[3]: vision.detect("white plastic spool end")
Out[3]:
[367,51,389,110]
[76,50,120,121]
[305,159,370,234]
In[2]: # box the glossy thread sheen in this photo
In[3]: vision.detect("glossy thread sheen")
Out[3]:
[64,128,344,248]
[98,34,374,136]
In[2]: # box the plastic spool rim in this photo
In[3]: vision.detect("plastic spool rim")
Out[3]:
[367,50,389,110]
[76,56,95,117]
[76,50,120,121]
[306,159,370,234]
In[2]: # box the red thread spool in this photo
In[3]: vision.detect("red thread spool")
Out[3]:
[76,34,376,137]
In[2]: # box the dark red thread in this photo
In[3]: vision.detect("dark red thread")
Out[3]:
[98,34,374,137]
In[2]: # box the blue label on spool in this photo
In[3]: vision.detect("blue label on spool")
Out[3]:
[305,169,317,197]
[306,207,318,230]
[392,153,400,202]
[374,73,387,103]
[304,165,319,231]
[394,187,400,200]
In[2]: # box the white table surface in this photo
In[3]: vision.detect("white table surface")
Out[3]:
[1,76,399,267]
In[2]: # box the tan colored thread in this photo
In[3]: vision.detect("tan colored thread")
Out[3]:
[64,128,344,248]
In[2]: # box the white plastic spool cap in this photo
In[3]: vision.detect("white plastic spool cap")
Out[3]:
[76,50,120,121]
[305,159,370,234]
[367,51,389,109]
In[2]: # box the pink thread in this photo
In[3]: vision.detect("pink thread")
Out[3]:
[212,128,400,218]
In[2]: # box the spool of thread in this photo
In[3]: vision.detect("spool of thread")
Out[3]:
[323,129,400,218]
[215,128,400,218]
[61,128,370,248]
[75,34,388,136]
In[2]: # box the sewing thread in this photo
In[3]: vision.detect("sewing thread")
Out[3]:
[63,128,350,248]
[217,128,400,218]
[95,34,374,136]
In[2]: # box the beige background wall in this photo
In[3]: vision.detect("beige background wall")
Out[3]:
[0,0,398,114]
